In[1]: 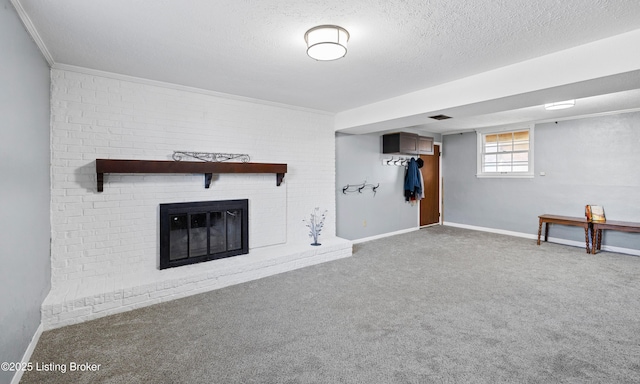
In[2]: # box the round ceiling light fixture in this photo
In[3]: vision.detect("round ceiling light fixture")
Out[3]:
[544,100,576,110]
[304,25,349,61]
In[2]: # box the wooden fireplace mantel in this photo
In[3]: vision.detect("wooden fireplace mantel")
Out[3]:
[95,159,287,192]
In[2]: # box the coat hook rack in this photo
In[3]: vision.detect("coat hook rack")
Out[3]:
[342,181,380,196]
[382,156,414,167]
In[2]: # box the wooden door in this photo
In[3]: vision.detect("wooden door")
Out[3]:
[420,144,440,226]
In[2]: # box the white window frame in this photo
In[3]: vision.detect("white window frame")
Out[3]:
[476,124,534,178]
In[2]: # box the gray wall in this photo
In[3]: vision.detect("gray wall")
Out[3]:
[336,132,439,240]
[443,112,640,251]
[0,1,51,380]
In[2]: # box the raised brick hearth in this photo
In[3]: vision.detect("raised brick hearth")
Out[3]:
[42,238,351,329]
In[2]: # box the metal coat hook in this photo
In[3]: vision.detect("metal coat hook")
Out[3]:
[341,181,380,196]
[382,156,414,167]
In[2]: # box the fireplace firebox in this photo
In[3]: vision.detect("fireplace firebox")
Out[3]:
[159,199,248,269]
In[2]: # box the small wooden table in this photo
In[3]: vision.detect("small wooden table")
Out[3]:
[591,220,640,254]
[538,214,591,253]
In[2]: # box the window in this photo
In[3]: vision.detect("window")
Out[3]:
[476,125,534,178]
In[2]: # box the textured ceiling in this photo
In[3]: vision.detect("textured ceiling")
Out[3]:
[13,0,640,133]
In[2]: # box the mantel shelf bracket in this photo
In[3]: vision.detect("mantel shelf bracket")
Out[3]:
[95,159,287,192]
[204,173,213,189]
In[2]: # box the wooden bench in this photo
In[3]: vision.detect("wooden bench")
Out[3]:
[538,214,591,253]
[591,220,640,254]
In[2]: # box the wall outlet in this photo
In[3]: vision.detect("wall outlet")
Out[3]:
[363,220,367,227]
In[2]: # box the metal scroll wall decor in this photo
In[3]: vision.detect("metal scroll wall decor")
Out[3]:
[172,151,250,163]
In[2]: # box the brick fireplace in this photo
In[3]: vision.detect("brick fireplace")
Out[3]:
[42,68,352,329]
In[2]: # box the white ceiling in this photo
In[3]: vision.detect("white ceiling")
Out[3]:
[12,0,640,135]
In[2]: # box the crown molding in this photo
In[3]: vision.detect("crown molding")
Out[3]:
[51,63,334,116]
[10,0,331,116]
[11,0,54,67]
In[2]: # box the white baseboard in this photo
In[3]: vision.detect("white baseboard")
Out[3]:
[443,222,537,240]
[599,244,640,257]
[352,227,420,244]
[443,221,640,257]
[11,323,43,384]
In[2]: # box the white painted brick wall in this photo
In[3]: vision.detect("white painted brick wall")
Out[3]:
[45,68,346,328]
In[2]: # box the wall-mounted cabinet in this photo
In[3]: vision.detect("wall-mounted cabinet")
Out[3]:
[418,136,434,155]
[382,132,434,155]
[382,132,418,154]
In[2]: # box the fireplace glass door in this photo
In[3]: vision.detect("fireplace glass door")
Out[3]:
[160,200,248,269]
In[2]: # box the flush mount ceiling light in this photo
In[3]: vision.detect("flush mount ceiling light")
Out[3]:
[304,25,349,61]
[544,100,576,110]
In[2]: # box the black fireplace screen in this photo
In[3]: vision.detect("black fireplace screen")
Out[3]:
[159,199,248,269]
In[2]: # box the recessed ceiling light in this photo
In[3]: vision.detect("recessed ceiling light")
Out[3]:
[544,100,575,110]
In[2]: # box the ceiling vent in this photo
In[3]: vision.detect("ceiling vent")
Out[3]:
[429,114,452,120]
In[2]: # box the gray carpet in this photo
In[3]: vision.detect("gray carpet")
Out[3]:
[21,226,640,383]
